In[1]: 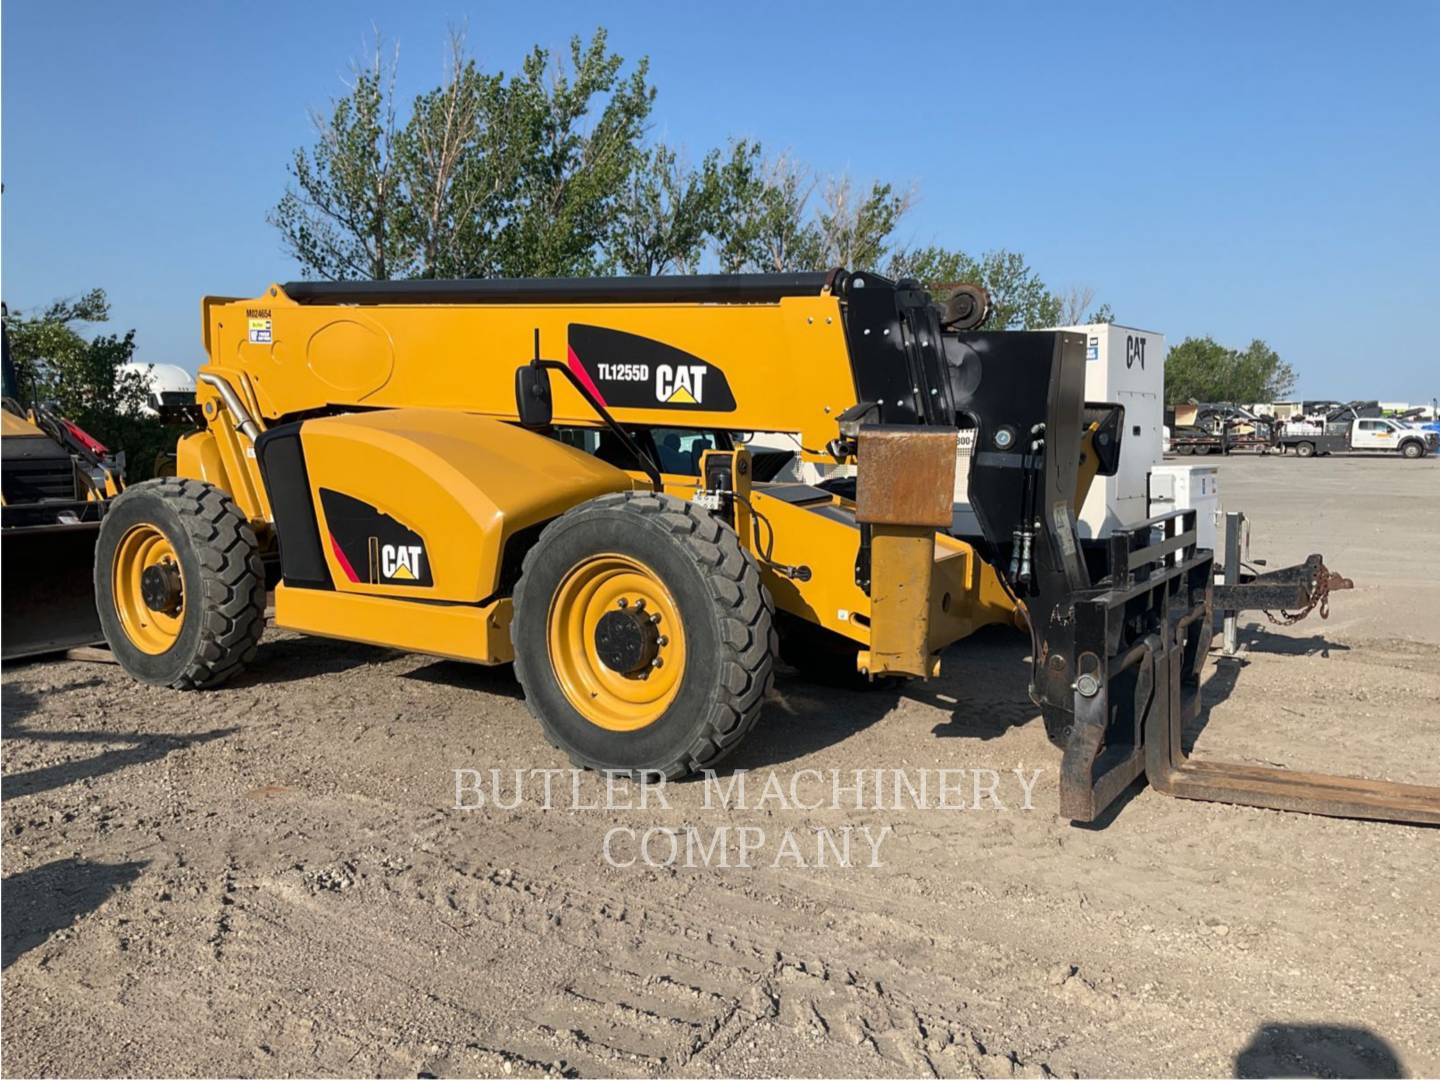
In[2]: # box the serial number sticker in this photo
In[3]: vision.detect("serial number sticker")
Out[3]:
[248,317,272,344]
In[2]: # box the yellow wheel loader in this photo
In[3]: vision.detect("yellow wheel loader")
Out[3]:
[92,271,1438,824]
[2,325,124,660]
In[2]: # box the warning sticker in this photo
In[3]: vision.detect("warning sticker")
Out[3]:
[248,317,272,345]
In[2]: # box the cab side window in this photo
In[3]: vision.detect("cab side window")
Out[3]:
[651,428,721,475]
[551,426,727,476]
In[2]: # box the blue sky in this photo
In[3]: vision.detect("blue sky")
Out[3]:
[3,1,1437,402]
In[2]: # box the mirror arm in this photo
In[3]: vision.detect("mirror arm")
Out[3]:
[532,358,663,492]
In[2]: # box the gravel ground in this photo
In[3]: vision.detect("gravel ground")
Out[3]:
[3,453,1437,1078]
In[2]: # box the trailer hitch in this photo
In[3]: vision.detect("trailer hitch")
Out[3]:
[1212,556,1353,626]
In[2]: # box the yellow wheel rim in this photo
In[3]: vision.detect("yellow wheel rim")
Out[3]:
[546,554,686,732]
[112,523,185,655]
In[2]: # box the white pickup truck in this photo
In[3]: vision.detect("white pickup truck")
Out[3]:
[1276,417,1437,458]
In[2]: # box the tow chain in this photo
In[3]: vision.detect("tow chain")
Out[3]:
[1263,566,1353,626]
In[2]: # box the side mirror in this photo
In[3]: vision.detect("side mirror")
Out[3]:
[515,364,553,428]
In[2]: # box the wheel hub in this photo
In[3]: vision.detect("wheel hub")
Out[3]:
[594,606,661,675]
[546,554,685,732]
[140,561,183,615]
[112,522,186,655]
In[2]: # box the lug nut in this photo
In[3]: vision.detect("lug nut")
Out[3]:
[651,657,664,668]
[657,635,669,646]
[650,613,661,624]
[634,598,646,611]
[618,598,628,608]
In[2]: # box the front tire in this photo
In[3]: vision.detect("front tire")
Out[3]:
[95,478,265,688]
[1401,440,1425,459]
[512,492,776,778]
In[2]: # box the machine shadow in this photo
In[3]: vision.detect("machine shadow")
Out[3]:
[1182,653,1247,753]
[401,659,525,699]
[237,635,398,687]
[731,626,1039,770]
[1,681,41,725]
[1234,1022,1404,1079]
[1238,624,1351,658]
[1,856,148,970]
[0,720,236,801]
[727,672,904,769]
[914,627,1039,741]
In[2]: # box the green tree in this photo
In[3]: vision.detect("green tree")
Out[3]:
[888,246,1062,329]
[2,289,173,479]
[711,150,823,273]
[273,29,653,280]
[271,24,1091,320]
[271,39,410,280]
[483,31,654,277]
[392,31,498,279]
[1166,335,1296,404]
[814,175,914,271]
[603,144,720,275]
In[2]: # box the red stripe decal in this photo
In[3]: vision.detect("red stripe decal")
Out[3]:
[329,532,361,583]
[567,345,607,407]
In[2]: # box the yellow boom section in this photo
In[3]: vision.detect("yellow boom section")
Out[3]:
[204,284,858,456]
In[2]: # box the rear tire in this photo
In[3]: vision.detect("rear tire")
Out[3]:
[95,478,265,688]
[1295,441,1315,458]
[512,492,776,778]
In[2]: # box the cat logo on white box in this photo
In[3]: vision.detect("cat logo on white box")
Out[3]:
[381,544,425,582]
[656,364,707,405]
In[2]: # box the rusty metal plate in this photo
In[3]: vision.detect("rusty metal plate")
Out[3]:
[855,426,958,527]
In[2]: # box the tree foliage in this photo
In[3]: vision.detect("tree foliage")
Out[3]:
[273,29,655,280]
[603,144,722,275]
[887,245,1063,329]
[3,290,173,479]
[272,25,1120,340]
[1165,336,1296,405]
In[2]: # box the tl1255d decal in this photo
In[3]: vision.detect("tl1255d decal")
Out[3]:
[567,324,737,411]
[319,488,433,587]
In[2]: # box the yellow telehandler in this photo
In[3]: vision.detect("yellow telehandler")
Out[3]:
[90,272,1438,824]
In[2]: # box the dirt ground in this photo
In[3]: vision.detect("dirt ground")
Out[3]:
[3,453,1438,1078]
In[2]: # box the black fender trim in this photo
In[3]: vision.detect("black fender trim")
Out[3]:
[254,421,332,589]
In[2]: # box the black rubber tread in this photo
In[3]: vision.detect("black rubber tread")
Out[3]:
[95,477,265,689]
[512,491,777,779]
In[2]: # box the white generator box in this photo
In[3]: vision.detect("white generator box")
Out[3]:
[1148,463,1220,554]
[1054,323,1166,538]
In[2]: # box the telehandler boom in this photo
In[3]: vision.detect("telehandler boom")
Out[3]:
[93,271,1439,824]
